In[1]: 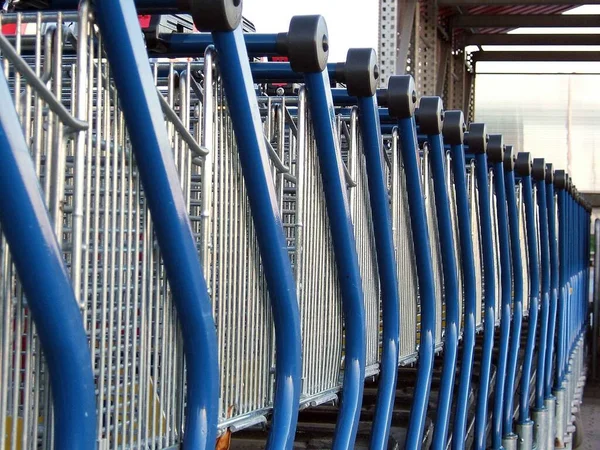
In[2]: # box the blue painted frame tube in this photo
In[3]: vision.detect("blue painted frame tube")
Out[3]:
[576,203,579,338]
[573,197,578,346]
[474,152,497,450]
[29,0,182,10]
[546,181,559,396]
[156,35,280,58]
[451,143,478,450]
[576,197,582,342]
[571,199,576,351]
[303,70,366,450]
[534,179,550,411]
[584,206,590,333]
[502,168,524,437]
[356,96,400,450]
[570,200,575,350]
[567,190,572,371]
[93,2,219,448]
[557,187,567,385]
[572,196,579,348]
[491,159,512,450]
[397,116,436,450]
[428,133,460,450]
[519,174,540,422]
[211,29,302,449]
[566,196,572,359]
[0,65,96,450]
[581,207,584,335]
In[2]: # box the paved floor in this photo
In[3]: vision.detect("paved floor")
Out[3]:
[580,383,600,450]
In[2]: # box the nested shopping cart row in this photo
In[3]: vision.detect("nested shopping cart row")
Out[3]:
[0,1,592,449]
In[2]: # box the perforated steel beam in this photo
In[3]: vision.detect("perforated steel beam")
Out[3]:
[378,0,417,87]
[465,34,600,46]
[452,14,600,29]
[465,70,475,123]
[437,40,451,96]
[411,0,438,97]
[472,51,600,62]
[440,0,600,4]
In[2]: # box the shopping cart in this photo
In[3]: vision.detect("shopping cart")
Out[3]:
[0,1,594,450]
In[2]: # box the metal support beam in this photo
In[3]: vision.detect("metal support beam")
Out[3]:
[465,71,475,123]
[445,32,470,114]
[452,14,600,29]
[441,0,600,4]
[437,39,451,97]
[378,0,417,87]
[581,192,600,209]
[412,0,438,96]
[472,51,600,62]
[465,34,600,46]
[593,219,600,380]
[378,0,443,94]
[399,0,418,77]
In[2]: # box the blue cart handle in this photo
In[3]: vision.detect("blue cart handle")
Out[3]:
[447,112,478,450]
[502,147,524,441]
[417,98,460,450]
[385,75,436,450]
[339,48,401,450]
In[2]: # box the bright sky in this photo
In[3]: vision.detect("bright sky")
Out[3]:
[243,0,379,62]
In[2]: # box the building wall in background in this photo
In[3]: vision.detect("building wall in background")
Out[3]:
[476,74,600,193]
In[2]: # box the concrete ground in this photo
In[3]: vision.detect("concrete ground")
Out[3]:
[579,382,600,450]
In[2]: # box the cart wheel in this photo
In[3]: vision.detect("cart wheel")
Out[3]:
[487,134,505,163]
[515,152,532,178]
[344,48,378,98]
[503,145,515,172]
[285,15,329,73]
[546,163,554,184]
[442,110,466,146]
[465,123,488,154]
[555,169,567,190]
[191,0,243,32]
[385,75,417,119]
[532,158,546,181]
[416,96,443,135]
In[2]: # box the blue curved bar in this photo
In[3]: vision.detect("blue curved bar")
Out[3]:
[427,133,460,450]
[24,0,182,11]
[556,187,567,386]
[93,2,219,448]
[571,195,579,351]
[303,70,366,450]
[491,159,512,450]
[451,143,478,450]
[565,195,572,363]
[518,174,540,423]
[356,96,400,450]
[545,180,559,397]
[211,29,302,449]
[156,35,281,59]
[580,205,585,340]
[568,192,573,364]
[249,62,342,84]
[534,178,550,411]
[502,167,524,436]
[473,152,497,450]
[397,116,436,450]
[0,69,96,449]
[572,200,576,349]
